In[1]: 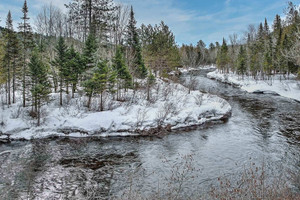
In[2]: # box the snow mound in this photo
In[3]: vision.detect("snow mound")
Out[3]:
[207,70,300,101]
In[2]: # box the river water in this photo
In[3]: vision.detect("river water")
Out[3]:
[0,69,299,199]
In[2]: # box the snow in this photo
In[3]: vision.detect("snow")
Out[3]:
[178,65,217,73]
[0,78,231,140]
[207,70,300,101]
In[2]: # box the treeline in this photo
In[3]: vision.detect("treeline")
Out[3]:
[0,0,179,125]
[179,40,218,68]
[216,1,300,79]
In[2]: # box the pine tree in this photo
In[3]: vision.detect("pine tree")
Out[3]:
[83,33,97,69]
[237,46,247,77]
[216,38,229,73]
[263,18,269,36]
[83,76,96,110]
[126,6,147,79]
[93,61,109,111]
[257,23,264,41]
[66,46,85,98]
[113,46,132,100]
[11,29,20,104]
[18,0,33,107]
[3,11,13,106]
[53,36,68,106]
[28,50,51,126]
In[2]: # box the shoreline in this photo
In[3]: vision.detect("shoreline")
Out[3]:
[0,77,232,143]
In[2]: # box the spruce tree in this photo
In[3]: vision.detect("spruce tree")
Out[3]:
[66,46,85,98]
[264,18,270,36]
[3,11,20,105]
[237,46,247,77]
[84,33,97,69]
[113,46,132,100]
[53,36,68,106]
[18,0,33,107]
[83,76,96,110]
[216,38,229,73]
[28,50,51,126]
[3,11,13,106]
[93,61,109,111]
[127,6,147,79]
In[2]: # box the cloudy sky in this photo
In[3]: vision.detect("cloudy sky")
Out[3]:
[0,0,298,46]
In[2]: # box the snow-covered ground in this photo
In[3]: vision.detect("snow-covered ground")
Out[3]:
[207,70,300,101]
[178,65,216,74]
[0,79,231,140]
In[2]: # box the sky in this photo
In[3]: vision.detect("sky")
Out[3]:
[0,0,299,46]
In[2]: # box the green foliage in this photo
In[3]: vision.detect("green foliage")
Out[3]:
[84,61,110,111]
[29,50,51,100]
[127,6,148,79]
[28,49,51,125]
[141,21,180,76]
[53,36,67,70]
[0,38,5,85]
[113,46,132,89]
[93,61,109,95]
[237,46,247,76]
[216,39,229,72]
[65,46,85,96]
[84,33,97,69]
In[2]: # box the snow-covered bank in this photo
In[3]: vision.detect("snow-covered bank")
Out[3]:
[207,70,300,101]
[0,79,231,141]
[178,65,216,74]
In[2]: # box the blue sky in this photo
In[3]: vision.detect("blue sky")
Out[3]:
[0,0,299,46]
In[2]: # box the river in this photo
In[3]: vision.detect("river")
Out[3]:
[0,69,299,199]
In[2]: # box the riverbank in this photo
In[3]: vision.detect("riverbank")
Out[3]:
[0,78,231,141]
[207,70,300,102]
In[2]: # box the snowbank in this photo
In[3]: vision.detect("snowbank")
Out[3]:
[0,79,231,141]
[179,65,216,74]
[207,70,300,101]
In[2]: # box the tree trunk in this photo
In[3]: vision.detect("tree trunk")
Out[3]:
[87,92,92,109]
[7,60,11,106]
[66,81,69,94]
[60,74,63,106]
[100,92,103,111]
[37,99,40,126]
[72,83,76,98]
[12,59,16,104]
[23,57,26,107]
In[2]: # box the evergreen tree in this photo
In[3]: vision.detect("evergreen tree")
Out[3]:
[113,46,132,100]
[3,11,13,106]
[3,11,20,105]
[237,46,247,77]
[126,6,147,79]
[216,38,229,73]
[28,50,51,126]
[83,33,97,69]
[18,0,33,107]
[83,76,96,110]
[84,61,110,111]
[66,46,85,98]
[93,61,109,111]
[53,36,68,106]
[263,18,270,36]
